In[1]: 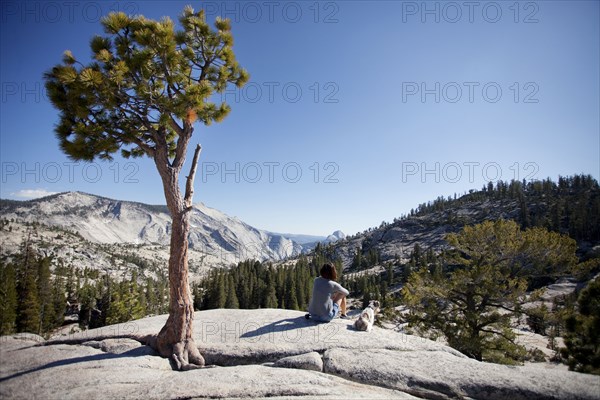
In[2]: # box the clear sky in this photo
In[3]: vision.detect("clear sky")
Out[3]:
[1,1,599,236]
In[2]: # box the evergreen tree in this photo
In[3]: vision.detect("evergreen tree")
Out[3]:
[216,273,227,309]
[238,275,251,309]
[225,275,239,309]
[386,263,394,287]
[51,271,66,328]
[352,248,363,270]
[146,278,158,314]
[78,283,97,329]
[264,278,278,309]
[561,278,600,375]
[404,220,577,364]
[276,269,286,309]
[93,274,112,328]
[106,290,127,325]
[37,257,56,334]
[16,239,41,334]
[285,270,299,310]
[44,5,248,369]
[0,261,18,335]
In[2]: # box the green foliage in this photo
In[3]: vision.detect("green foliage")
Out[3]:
[527,303,551,335]
[106,278,147,325]
[37,257,56,333]
[561,278,600,375]
[225,275,239,309]
[404,175,600,244]
[44,6,248,163]
[572,258,600,282]
[404,220,577,364]
[196,257,324,311]
[0,261,18,335]
[16,240,41,334]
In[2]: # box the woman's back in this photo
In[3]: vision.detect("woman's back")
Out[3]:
[308,276,348,317]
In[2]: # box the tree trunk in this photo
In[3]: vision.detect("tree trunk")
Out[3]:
[152,143,204,370]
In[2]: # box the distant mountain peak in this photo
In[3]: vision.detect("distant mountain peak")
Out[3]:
[326,230,346,243]
[0,191,304,267]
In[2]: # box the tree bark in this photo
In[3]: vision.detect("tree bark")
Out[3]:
[153,143,205,370]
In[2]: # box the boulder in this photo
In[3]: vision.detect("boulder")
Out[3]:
[323,348,599,400]
[0,335,415,399]
[9,333,45,343]
[273,351,323,372]
[99,338,142,354]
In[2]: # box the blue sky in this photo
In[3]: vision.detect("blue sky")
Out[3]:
[1,1,599,236]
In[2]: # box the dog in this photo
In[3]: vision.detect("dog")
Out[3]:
[353,300,380,332]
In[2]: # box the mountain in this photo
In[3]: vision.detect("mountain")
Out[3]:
[0,191,306,274]
[322,176,600,271]
[326,230,346,243]
[272,233,327,245]
[274,230,346,252]
[2,176,597,279]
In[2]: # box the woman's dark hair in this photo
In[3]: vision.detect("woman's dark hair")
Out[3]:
[320,263,337,281]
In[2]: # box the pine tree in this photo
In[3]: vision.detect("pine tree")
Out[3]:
[51,271,65,328]
[285,270,299,310]
[276,269,286,309]
[44,5,248,369]
[404,220,577,364]
[561,278,600,375]
[238,275,250,308]
[78,283,97,329]
[129,273,146,319]
[106,291,127,325]
[352,249,363,270]
[0,261,18,335]
[386,263,394,287]
[519,192,531,228]
[216,274,227,309]
[37,257,56,334]
[16,238,41,334]
[225,276,239,309]
[93,275,112,328]
[146,278,158,314]
[65,265,75,303]
[264,279,278,309]
[295,267,306,310]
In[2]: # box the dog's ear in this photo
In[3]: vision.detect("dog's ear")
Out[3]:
[372,300,380,308]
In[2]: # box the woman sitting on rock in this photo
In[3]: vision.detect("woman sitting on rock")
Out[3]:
[306,263,349,322]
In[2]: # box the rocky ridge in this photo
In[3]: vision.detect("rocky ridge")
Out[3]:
[1,192,339,277]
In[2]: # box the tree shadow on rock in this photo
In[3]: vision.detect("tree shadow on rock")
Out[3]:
[0,345,157,384]
[239,316,312,339]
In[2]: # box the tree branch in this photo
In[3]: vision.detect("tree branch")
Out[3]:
[480,328,516,343]
[129,135,156,158]
[184,144,202,212]
[172,127,192,170]
[169,116,183,136]
[487,302,518,314]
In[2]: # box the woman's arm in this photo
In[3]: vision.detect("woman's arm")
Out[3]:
[332,281,349,296]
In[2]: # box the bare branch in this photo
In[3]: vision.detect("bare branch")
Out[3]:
[184,144,202,211]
